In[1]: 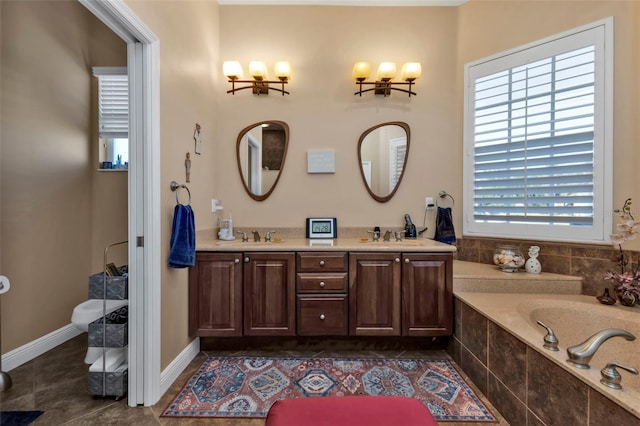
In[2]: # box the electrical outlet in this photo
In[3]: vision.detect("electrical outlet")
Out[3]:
[425,196,434,209]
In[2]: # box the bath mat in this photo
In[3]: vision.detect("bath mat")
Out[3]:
[162,356,496,422]
[0,410,44,426]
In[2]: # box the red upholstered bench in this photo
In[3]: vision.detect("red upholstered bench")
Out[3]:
[265,396,439,426]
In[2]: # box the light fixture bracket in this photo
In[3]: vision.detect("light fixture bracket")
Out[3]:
[227,78,289,96]
[355,80,416,97]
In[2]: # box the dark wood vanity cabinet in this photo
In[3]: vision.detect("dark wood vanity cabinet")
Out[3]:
[190,250,452,338]
[401,253,453,336]
[243,252,296,336]
[349,252,401,336]
[189,252,243,337]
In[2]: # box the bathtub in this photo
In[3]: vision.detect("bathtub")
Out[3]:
[454,292,640,419]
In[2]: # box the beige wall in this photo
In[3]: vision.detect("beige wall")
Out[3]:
[0,1,126,352]
[123,0,220,368]
[217,6,459,234]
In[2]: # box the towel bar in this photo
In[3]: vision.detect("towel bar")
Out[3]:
[170,181,191,205]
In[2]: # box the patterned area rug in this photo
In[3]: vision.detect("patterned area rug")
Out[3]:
[162,357,496,422]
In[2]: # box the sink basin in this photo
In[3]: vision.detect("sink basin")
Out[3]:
[359,239,425,246]
[215,240,286,247]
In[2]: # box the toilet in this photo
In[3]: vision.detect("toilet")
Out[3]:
[72,299,128,364]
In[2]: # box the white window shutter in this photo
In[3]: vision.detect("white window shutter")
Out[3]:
[93,67,128,139]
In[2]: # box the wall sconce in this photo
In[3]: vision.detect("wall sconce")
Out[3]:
[353,61,421,97]
[223,61,291,96]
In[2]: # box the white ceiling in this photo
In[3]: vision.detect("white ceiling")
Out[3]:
[217,0,467,6]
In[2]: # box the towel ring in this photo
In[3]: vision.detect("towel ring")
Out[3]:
[437,190,454,207]
[170,181,191,205]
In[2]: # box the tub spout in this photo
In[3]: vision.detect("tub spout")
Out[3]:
[566,329,636,369]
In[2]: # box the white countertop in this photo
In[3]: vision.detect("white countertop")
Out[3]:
[196,235,457,253]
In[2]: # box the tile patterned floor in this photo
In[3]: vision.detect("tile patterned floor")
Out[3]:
[0,335,509,425]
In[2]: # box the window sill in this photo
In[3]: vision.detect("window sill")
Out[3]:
[97,168,128,172]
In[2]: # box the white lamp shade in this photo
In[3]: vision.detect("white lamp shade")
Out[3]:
[223,61,243,79]
[377,62,397,80]
[401,62,422,81]
[274,61,292,80]
[249,61,268,79]
[352,62,371,80]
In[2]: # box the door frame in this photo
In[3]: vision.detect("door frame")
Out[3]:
[79,0,161,407]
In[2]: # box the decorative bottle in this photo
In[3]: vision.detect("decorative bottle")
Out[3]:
[525,246,542,274]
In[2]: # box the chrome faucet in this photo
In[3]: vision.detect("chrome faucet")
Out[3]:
[566,328,636,369]
[251,230,261,242]
[382,230,392,242]
[367,230,380,242]
[536,321,559,351]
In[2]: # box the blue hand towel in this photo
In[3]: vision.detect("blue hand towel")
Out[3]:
[168,204,195,268]
[434,206,456,245]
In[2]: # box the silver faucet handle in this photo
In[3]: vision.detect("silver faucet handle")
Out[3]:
[600,362,639,390]
[237,231,248,242]
[394,230,405,241]
[265,230,277,242]
[536,320,559,351]
[367,230,380,242]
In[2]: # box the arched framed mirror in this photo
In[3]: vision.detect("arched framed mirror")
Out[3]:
[357,121,410,203]
[236,120,289,201]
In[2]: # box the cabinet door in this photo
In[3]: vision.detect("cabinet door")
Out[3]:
[244,252,296,336]
[189,252,242,337]
[402,253,453,336]
[349,253,401,336]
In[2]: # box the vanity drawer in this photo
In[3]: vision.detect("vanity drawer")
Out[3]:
[297,295,348,336]
[297,252,348,272]
[296,273,348,293]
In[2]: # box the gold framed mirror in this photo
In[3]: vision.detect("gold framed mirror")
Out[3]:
[357,121,410,203]
[236,120,289,201]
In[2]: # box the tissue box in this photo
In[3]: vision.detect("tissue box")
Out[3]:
[88,267,128,300]
[88,366,128,397]
[88,306,128,347]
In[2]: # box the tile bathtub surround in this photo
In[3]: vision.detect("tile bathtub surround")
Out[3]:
[456,236,639,296]
[451,299,639,425]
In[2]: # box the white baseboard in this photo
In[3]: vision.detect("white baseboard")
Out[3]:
[2,324,82,371]
[159,337,200,399]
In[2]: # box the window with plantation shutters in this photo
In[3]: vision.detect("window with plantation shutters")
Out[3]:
[93,67,129,169]
[93,67,128,138]
[463,18,613,243]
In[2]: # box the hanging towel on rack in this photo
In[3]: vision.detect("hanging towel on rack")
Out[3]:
[434,206,456,245]
[168,204,196,268]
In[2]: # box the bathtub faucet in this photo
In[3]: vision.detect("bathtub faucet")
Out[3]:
[566,328,636,369]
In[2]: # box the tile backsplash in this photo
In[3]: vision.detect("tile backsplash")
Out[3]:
[455,236,637,296]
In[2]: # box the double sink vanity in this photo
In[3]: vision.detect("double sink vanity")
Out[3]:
[189,234,455,339]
